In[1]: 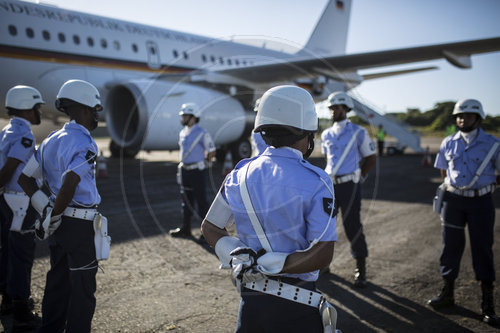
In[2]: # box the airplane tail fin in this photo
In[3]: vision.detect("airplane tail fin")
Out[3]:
[298,0,352,57]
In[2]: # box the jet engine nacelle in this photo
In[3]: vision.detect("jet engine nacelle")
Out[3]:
[105,79,247,152]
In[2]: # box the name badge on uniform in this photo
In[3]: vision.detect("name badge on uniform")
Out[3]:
[21,137,33,148]
[323,197,337,216]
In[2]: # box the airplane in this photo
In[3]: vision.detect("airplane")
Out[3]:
[1,0,499,160]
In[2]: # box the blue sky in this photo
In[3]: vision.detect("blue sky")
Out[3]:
[34,0,500,116]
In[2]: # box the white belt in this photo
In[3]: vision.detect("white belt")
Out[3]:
[180,161,205,170]
[3,190,26,196]
[446,183,496,197]
[331,173,356,185]
[244,278,324,308]
[63,207,97,221]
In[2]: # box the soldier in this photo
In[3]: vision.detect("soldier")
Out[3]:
[0,85,43,330]
[321,91,376,288]
[202,85,337,332]
[169,103,216,239]
[428,99,499,326]
[18,79,104,332]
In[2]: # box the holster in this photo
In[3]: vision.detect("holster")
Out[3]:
[433,183,446,214]
[93,213,111,261]
[319,298,341,333]
[3,193,30,232]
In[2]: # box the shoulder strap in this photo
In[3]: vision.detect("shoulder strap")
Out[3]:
[181,131,204,162]
[330,127,362,176]
[458,141,499,190]
[239,162,273,252]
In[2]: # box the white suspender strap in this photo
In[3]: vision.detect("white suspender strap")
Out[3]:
[457,141,499,190]
[182,132,205,162]
[330,128,362,176]
[239,162,273,252]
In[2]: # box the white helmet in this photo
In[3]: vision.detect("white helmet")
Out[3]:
[56,79,102,111]
[452,98,485,119]
[179,102,201,118]
[5,85,44,110]
[254,85,318,132]
[327,91,354,110]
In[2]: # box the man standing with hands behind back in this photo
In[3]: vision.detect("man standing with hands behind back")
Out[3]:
[321,91,376,288]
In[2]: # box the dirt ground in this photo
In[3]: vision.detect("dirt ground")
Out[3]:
[1,137,499,333]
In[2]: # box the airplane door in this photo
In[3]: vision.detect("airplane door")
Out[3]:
[146,41,161,69]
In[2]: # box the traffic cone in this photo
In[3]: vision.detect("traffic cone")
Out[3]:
[222,151,233,177]
[422,146,432,167]
[97,151,108,178]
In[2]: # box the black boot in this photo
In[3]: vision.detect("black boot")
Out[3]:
[0,293,12,315]
[427,278,455,309]
[12,299,41,332]
[169,216,192,238]
[481,281,499,326]
[354,257,367,288]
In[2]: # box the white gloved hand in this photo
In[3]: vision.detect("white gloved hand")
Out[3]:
[256,252,289,275]
[35,207,62,240]
[214,236,247,269]
[230,247,259,281]
[31,190,49,216]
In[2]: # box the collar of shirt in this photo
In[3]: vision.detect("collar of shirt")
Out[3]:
[262,146,303,160]
[459,128,478,145]
[12,117,32,129]
[331,119,349,135]
[183,124,198,135]
[64,120,91,136]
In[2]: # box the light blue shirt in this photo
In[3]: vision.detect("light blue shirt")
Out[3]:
[435,128,500,189]
[0,118,35,192]
[179,124,215,164]
[223,147,337,281]
[321,121,375,176]
[251,131,268,156]
[36,121,100,207]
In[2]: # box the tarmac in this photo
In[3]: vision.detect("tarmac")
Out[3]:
[1,136,499,332]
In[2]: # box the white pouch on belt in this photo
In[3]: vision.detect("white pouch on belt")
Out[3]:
[93,213,111,261]
[4,193,30,232]
[176,164,182,185]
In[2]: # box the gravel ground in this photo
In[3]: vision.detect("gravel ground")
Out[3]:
[1,136,499,333]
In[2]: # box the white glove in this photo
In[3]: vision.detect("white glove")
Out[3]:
[214,236,247,269]
[256,252,289,275]
[31,190,49,216]
[35,207,62,240]
[230,247,266,291]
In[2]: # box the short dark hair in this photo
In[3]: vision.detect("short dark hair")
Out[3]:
[258,125,311,147]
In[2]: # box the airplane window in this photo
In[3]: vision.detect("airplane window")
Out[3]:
[150,46,156,55]
[201,54,207,62]
[101,39,107,49]
[42,30,50,41]
[132,43,138,53]
[173,50,178,58]
[8,25,17,36]
[73,35,80,45]
[58,33,66,43]
[219,57,224,64]
[210,55,215,63]
[183,51,188,60]
[227,59,232,65]
[242,60,247,65]
[235,59,240,66]
[87,37,94,47]
[113,41,120,50]
[26,28,34,39]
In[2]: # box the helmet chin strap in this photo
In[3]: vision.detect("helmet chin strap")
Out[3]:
[303,133,315,159]
[458,117,481,133]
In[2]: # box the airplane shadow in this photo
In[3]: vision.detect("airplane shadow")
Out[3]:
[317,273,479,333]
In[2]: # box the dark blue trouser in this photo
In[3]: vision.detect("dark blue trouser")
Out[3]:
[236,279,323,333]
[0,195,11,295]
[37,216,97,333]
[334,181,368,258]
[180,168,209,220]
[440,192,495,282]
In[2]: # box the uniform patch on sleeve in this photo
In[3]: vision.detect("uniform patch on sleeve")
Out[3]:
[85,150,97,164]
[21,137,33,148]
[323,197,337,216]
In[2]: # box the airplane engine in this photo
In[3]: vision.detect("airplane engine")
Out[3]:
[105,79,248,156]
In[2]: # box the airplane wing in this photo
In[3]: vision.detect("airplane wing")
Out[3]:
[216,37,500,83]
